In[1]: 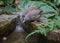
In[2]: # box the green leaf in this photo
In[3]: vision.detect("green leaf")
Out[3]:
[25,1,47,9]
[19,0,29,10]
[40,5,57,15]
[25,30,40,40]
[39,28,47,36]
[6,0,14,4]
[2,0,14,5]
[57,0,60,6]
[47,21,55,31]
[55,16,60,28]
[53,0,60,6]
[42,13,55,18]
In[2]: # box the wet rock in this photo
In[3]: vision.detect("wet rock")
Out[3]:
[4,32,26,43]
[47,29,60,41]
[3,22,39,43]
[24,21,60,42]
[3,31,39,43]
[23,22,37,33]
[32,22,60,41]
[0,15,18,37]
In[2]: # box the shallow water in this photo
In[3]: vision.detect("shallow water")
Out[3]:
[4,31,26,43]
[2,18,27,43]
[1,16,39,43]
[2,25,39,43]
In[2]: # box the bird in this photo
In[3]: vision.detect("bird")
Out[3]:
[22,9,42,23]
[20,6,41,23]
[22,6,40,16]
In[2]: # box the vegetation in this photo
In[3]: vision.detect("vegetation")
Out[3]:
[20,0,60,40]
[0,0,60,41]
[0,0,19,14]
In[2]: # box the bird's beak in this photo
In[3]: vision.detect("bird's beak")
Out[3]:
[20,16,24,23]
[20,16,25,23]
[22,19,25,23]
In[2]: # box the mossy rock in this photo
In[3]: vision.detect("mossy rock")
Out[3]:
[23,21,37,33]
[24,21,60,43]
[0,15,18,37]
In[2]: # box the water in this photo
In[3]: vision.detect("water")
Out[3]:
[3,16,27,43]
[0,16,39,43]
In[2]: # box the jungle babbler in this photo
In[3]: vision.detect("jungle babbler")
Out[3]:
[0,0,60,43]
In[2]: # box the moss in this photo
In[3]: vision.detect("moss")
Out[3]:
[0,15,18,37]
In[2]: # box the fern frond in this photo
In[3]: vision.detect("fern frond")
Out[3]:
[42,1,59,15]
[25,30,40,40]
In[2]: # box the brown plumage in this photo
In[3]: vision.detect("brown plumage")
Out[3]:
[21,6,40,17]
[23,9,41,22]
[20,6,42,23]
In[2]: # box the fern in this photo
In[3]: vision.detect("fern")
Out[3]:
[25,30,40,40]
[26,15,60,40]
[24,0,60,40]
[42,1,59,15]
[0,0,20,14]
[26,28,47,40]
[29,0,60,6]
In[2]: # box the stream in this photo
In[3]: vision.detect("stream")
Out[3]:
[0,14,39,43]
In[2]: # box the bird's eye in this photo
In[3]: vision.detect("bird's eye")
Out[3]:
[22,15,25,17]
[28,5,30,7]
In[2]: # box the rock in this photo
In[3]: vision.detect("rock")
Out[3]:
[23,22,37,33]
[3,31,39,43]
[4,32,27,43]
[47,29,60,41]
[0,15,18,37]
[32,22,60,41]
[24,21,60,42]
